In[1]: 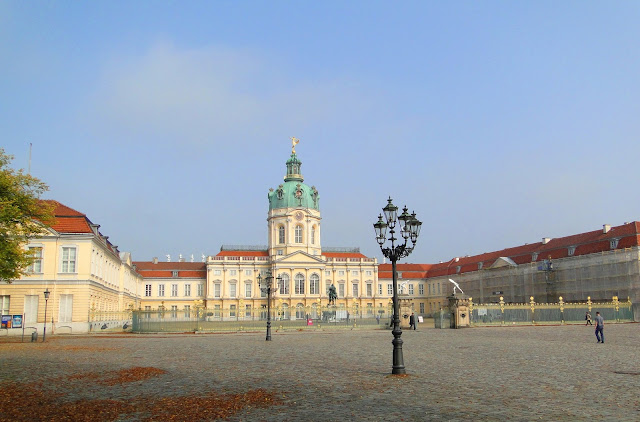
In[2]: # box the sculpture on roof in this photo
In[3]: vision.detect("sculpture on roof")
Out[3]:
[290,136,299,154]
[448,278,464,295]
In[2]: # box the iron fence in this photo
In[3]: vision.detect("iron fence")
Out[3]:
[132,306,392,333]
[468,296,633,326]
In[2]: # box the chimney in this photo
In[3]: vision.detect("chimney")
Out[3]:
[542,238,551,245]
[603,224,611,234]
[152,257,158,264]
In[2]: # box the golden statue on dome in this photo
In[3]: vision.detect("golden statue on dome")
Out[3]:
[290,137,300,154]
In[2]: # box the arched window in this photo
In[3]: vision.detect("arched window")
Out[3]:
[310,273,320,295]
[296,303,305,319]
[295,273,305,294]
[311,303,319,319]
[279,274,290,295]
[311,226,316,244]
[278,225,285,244]
[281,303,290,320]
[295,225,303,243]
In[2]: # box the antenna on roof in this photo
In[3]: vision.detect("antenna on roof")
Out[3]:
[28,143,32,175]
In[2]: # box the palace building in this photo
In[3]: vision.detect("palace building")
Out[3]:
[2,141,640,334]
[203,144,382,319]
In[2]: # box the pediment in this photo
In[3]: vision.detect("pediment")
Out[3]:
[488,256,517,269]
[275,250,325,264]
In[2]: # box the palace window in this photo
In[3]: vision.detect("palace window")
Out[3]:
[325,270,331,276]
[214,283,221,298]
[295,225,303,243]
[58,294,73,323]
[568,246,576,256]
[296,303,305,319]
[0,296,9,315]
[246,304,252,317]
[295,274,305,294]
[311,226,316,244]
[310,274,319,295]
[420,303,425,314]
[366,283,372,297]
[184,284,191,297]
[214,270,221,276]
[158,284,165,297]
[245,270,252,276]
[184,305,191,318]
[387,284,393,295]
[171,305,178,318]
[24,295,38,323]
[352,270,358,276]
[278,226,285,244]
[197,284,204,296]
[172,271,178,278]
[409,284,414,295]
[230,270,237,276]
[338,283,345,297]
[419,284,424,295]
[171,284,178,297]
[378,284,382,295]
[352,283,358,297]
[245,283,252,298]
[27,247,43,273]
[230,305,236,317]
[229,283,237,298]
[61,246,77,273]
[279,274,290,295]
[145,284,152,297]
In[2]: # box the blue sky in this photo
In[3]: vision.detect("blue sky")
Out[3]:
[2,1,639,264]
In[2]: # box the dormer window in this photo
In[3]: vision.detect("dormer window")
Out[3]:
[172,271,179,278]
[456,266,461,273]
[532,252,538,261]
[568,246,576,256]
[610,238,620,249]
[477,262,483,270]
[295,225,303,243]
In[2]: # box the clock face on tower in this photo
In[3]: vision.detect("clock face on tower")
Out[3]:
[295,211,304,221]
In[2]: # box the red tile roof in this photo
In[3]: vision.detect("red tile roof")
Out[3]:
[133,262,207,271]
[39,200,93,233]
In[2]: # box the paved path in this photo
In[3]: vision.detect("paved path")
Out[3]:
[1,323,639,421]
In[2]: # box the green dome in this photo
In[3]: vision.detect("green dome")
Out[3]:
[268,153,320,211]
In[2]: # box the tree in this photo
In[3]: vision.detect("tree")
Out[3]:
[0,148,54,283]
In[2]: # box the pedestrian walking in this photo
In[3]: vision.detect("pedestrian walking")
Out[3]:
[585,311,592,326]
[594,311,604,343]
[409,313,416,330]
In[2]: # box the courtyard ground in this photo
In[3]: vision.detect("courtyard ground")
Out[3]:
[1,323,639,421]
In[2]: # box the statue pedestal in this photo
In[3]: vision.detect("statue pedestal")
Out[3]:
[399,295,412,329]
[448,294,470,328]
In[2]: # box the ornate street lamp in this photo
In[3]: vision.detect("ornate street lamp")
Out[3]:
[257,270,282,341]
[374,197,422,374]
[42,288,50,342]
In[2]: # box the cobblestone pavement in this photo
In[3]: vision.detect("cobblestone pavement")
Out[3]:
[1,323,639,421]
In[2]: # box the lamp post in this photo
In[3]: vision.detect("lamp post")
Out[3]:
[42,288,50,342]
[374,197,422,374]
[257,270,282,341]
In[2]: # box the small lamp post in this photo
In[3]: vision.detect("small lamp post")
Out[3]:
[42,288,50,342]
[257,270,282,341]
[374,197,422,374]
